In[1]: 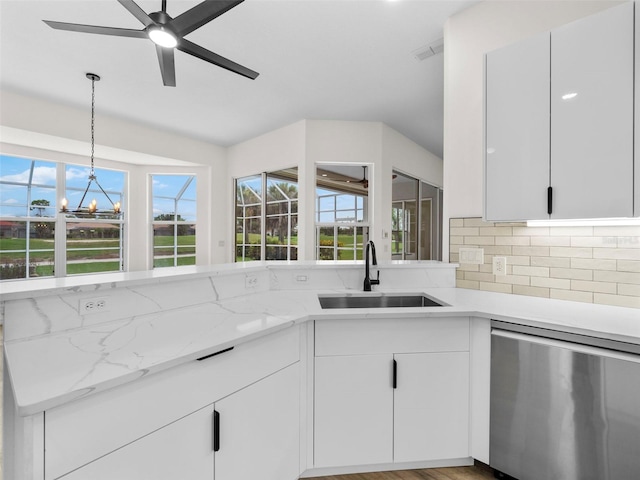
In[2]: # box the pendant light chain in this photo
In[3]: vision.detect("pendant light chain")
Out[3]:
[60,72,122,216]
[90,74,96,177]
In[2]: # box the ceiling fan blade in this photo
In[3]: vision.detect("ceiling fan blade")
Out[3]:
[156,45,176,87]
[117,0,154,27]
[170,0,244,36]
[43,20,147,38]
[177,38,258,80]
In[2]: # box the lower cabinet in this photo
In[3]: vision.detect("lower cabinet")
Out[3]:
[315,354,394,466]
[59,406,215,480]
[214,362,300,480]
[60,363,300,480]
[393,352,469,463]
[314,317,470,468]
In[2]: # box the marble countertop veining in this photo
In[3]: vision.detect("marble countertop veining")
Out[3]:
[4,285,640,417]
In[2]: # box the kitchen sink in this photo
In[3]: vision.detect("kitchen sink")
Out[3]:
[318,294,445,309]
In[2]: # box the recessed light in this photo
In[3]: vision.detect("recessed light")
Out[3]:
[561,92,578,100]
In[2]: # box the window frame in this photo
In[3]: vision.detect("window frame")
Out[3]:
[151,174,197,269]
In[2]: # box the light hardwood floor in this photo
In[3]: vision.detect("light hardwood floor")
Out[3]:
[305,465,495,480]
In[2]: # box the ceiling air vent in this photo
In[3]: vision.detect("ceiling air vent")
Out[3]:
[412,38,444,61]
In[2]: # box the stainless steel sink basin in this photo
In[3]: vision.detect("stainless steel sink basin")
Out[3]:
[318,294,444,309]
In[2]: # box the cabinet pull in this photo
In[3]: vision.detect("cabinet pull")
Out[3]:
[213,410,220,452]
[197,346,234,362]
[547,186,553,215]
[392,359,397,389]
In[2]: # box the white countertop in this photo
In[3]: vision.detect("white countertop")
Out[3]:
[4,283,640,417]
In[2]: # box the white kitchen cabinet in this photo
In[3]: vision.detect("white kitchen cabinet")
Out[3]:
[485,2,634,221]
[59,405,215,480]
[485,32,550,221]
[394,352,469,463]
[550,2,633,219]
[214,363,300,480]
[313,317,470,469]
[59,364,300,480]
[314,354,394,467]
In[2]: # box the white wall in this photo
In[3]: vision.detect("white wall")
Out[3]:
[1,87,443,267]
[442,0,623,260]
[227,119,443,260]
[0,89,226,268]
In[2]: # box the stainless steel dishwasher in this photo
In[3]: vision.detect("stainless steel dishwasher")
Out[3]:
[490,321,640,480]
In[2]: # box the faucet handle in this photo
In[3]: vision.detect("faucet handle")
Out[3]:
[371,270,380,285]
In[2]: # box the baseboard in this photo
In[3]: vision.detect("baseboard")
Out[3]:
[299,457,474,478]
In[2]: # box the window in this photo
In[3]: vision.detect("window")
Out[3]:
[65,165,125,275]
[235,169,298,262]
[0,155,127,280]
[152,174,196,268]
[0,155,57,280]
[315,165,369,260]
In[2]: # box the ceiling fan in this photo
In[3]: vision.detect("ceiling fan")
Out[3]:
[43,0,259,87]
[318,166,369,189]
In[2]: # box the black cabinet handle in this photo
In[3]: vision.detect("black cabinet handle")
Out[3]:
[197,346,234,362]
[213,410,220,452]
[392,359,397,389]
[547,186,553,215]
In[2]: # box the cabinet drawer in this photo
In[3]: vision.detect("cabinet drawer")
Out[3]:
[45,325,300,480]
[315,317,469,356]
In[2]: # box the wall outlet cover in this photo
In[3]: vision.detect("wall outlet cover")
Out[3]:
[459,247,484,265]
[493,256,507,276]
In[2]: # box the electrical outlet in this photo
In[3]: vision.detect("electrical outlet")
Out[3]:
[245,274,259,289]
[296,275,309,283]
[459,247,484,265]
[493,256,507,276]
[79,297,109,314]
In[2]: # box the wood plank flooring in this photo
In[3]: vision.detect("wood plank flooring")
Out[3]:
[305,465,495,480]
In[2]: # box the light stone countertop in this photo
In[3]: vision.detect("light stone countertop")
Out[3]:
[3,268,640,417]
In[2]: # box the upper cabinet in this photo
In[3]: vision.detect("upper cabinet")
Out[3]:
[485,2,635,221]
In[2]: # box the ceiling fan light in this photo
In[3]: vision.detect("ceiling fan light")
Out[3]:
[148,26,177,48]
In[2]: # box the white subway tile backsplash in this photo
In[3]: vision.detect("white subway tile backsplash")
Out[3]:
[512,246,550,257]
[531,257,571,268]
[480,282,513,294]
[512,265,549,277]
[531,277,570,290]
[570,258,617,271]
[550,268,593,281]
[531,236,571,247]
[496,236,531,246]
[513,285,549,298]
[549,247,592,258]
[593,270,640,285]
[571,280,617,294]
[451,217,639,309]
[593,248,640,260]
[550,289,593,303]
[618,283,640,297]
[593,293,640,308]
[618,260,640,273]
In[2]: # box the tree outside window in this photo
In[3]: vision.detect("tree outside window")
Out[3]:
[235,169,298,262]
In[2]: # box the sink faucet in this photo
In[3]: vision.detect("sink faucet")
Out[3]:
[364,240,380,291]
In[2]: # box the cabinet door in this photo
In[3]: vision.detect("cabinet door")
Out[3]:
[214,363,299,480]
[551,2,634,219]
[314,354,393,467]
[394,352,470,463]
[485,32,550,221]
[59,405,214,480]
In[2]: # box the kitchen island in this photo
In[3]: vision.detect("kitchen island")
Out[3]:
[2,261,639,479]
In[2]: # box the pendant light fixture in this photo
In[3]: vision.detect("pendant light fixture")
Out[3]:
[60,73,122,217]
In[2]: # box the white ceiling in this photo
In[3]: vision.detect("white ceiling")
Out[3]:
[0,0,477,159]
